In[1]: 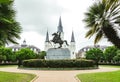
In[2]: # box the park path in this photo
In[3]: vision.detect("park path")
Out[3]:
[0,66,119,82]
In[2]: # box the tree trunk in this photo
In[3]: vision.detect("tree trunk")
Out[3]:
[18,60,22,67]
[102,24,120,48]
[95,60,99,68]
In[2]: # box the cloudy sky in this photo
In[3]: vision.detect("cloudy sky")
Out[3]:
[13,0,112,51]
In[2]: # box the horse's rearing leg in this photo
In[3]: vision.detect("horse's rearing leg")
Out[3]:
[58,44,62,48]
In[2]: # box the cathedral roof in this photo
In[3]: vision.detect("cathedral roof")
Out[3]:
[57,16,63,33]
[71,31,75,42]
[45,31,49,42]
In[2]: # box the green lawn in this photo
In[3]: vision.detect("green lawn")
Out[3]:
[77,65,120,82]
[0,65,17,68]
[0,71,36,82]
[100,65,120,68]
[77,70,120,82]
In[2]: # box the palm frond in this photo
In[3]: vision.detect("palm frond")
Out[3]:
[114,18,120,24]
[94,30,103,44]
[85,29,93,38]
[0,0,21,46]
[84,0,120,48]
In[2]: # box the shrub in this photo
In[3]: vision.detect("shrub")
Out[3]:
[37,51,46,59]
[104,46,118,63]
[23,59,96,68]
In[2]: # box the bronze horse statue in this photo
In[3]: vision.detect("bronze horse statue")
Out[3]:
[51,32,69,48]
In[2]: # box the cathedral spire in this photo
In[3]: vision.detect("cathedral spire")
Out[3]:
[23,39,26,44]
[21,39,27,47]
[71,31,75,42]
[45,31,49,42]
[57,16,63,33]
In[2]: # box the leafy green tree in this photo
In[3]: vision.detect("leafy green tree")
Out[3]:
[83,0,120,48]
[0,55,6,63]
[113,50,120,63]
[0,47,14,62]
[2,47,15,62]
[7,52,16,62]
[85,48,103,67]
[16,48,36,60]
[16,48,37,66]
[37,51,46,59]
[104,46,118,63]
[0,0,21,46]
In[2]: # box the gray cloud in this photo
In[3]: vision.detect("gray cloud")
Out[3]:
[14,0,64,35]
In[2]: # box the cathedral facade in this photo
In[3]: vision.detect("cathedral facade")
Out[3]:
[44,17,76,59]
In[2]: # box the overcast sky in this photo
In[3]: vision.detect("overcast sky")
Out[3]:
[13,0,112,51]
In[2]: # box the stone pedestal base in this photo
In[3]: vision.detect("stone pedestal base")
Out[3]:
[45,48,70,60]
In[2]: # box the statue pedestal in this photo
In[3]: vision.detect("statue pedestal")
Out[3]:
[45,48,71,60]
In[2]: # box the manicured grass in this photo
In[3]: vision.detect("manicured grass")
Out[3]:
[77,70,120,82]
[100,65,120,68]
[0,65,17,68]
[0,71,36,82]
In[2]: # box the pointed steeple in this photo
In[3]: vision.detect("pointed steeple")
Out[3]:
[71,31,75,42]
[45,31,49,42]
[23,39,26,44]
[57,16,63,33]
[21,39,27,47]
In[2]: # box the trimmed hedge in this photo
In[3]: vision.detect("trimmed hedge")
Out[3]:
[22,59,96,68]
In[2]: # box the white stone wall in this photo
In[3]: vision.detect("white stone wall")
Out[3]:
[69,42,76,59]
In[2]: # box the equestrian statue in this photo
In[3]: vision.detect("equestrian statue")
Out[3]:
[51,32,69,48]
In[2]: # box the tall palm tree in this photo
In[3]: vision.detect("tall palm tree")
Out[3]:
[0,0,21,46]
[83,0,120,48]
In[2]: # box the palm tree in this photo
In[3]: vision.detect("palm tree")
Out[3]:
[0,0,22,46]
[83,0,120,48]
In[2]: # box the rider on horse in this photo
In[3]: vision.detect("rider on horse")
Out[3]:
[51,32,69,48]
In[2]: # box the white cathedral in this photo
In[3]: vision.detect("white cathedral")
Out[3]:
[44,17,76,59]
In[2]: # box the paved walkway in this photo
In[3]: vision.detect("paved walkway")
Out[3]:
[0,66,119,82]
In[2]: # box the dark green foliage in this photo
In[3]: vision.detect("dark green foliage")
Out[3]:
[22,59,96,68]
[104,46,118,63]
[113,55,120,62]
[0,0,21,46]
[0,47,15,62]
[37,51,46,59]
[85,48,103,67]
[0,55,6,63]
[113,50,120,63]
[15,48,37,67]
[16,48,36,60]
